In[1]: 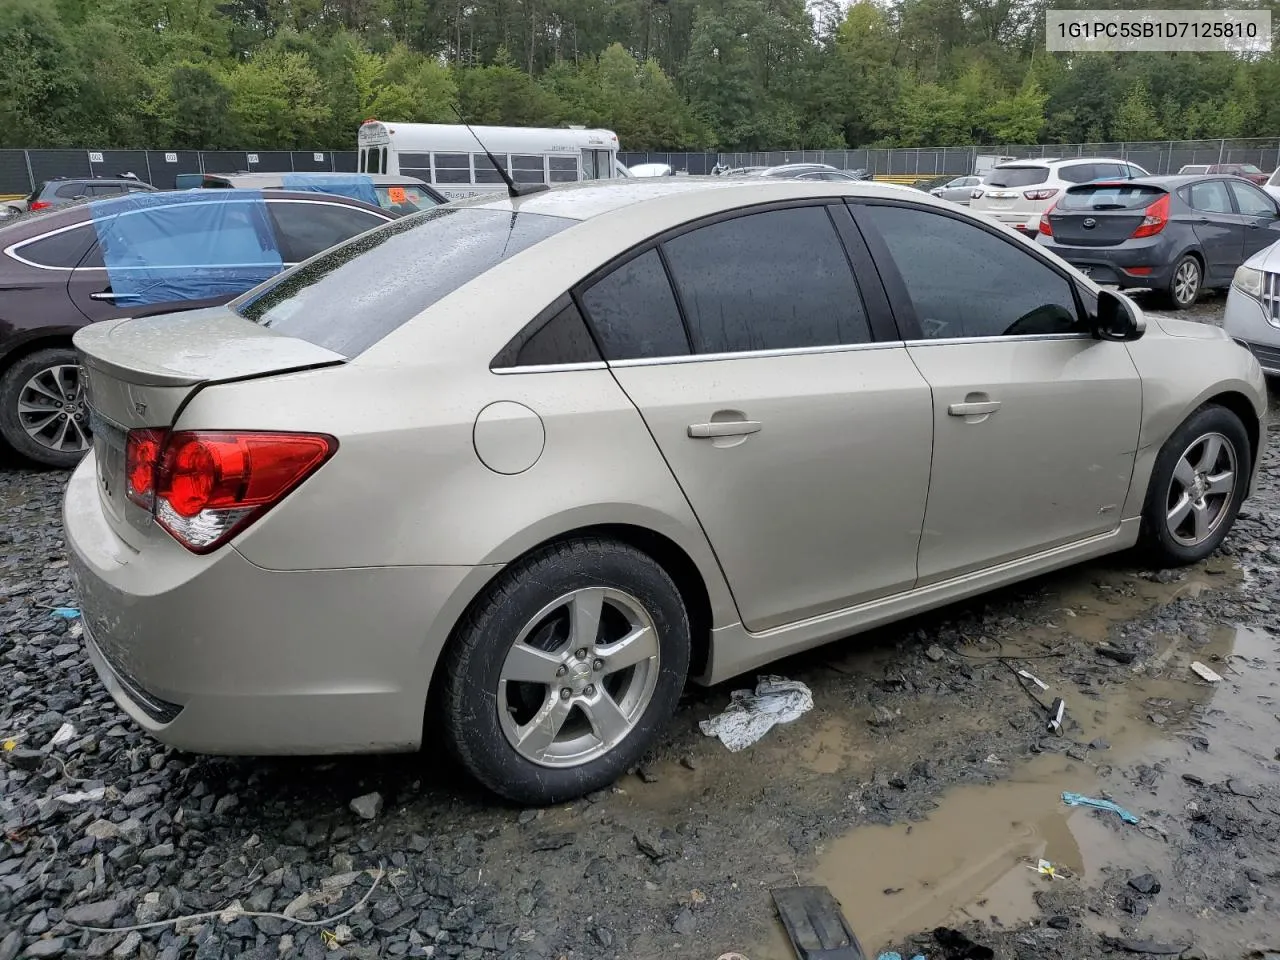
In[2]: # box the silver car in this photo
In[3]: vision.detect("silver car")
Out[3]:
[1224,238,1280,373]
[930,175,983,204]
[65,178,1267,805]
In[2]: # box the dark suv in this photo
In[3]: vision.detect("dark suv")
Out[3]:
[25,177,158,213]
[0,189,393,467]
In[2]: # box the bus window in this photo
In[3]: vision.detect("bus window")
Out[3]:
[398,153,431,179]
[434,153,471,184]
[511,155,546,184]
[363,147,382,174]
[473,154,507,184]
[381,148,387,173]
[549,156,578,183]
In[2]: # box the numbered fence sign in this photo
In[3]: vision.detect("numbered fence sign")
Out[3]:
[88,152,104,164]
[165,153,178,163]
[247,154,259,164]
[314,153,325,162]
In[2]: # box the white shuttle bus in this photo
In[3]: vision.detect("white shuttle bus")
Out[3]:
[356,121,625,200]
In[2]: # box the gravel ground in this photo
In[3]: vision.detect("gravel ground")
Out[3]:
[3,298,1279,960]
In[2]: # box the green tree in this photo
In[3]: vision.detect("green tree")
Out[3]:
[225,49,331,146]
[1111,78,1164,142]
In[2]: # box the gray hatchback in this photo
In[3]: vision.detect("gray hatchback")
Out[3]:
[1036,175,1280,309]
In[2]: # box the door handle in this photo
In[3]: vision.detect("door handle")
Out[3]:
[948,401,1001,417]
[89,291,140,302]
[688,420,762,438]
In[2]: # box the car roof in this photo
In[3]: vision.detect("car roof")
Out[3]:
[451,177,933,222]
[994,157,1134,169]
[205,172,428,186]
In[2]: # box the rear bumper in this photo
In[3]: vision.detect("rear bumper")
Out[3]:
[1222,291,1280,375]
[975,208,1041,233]
[1035,236,1176,288]
[64,453,492,755]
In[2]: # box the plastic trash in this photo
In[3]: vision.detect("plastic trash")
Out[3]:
[1047,697,1066,736]
[1062,791,1139,824]
[877,954,927,960]
[1017,669,1048,690]
[56,787,106,805]
[699,676,813,751]
[50,723,76,748]
[1190,661,1222,682]
[1028,858,1059,879]
[51,607,81,619]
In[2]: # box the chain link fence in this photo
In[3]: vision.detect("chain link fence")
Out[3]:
[3,139,1278,197]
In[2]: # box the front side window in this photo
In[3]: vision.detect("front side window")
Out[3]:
[1186,180,1233,214]
[234,207,574,357]
[579,249,689,361]
[267,201,387,262]
[1228,180,1277,217]
[662,206,871,354]
[860,203,1082,340]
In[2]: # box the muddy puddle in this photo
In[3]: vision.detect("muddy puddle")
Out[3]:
[742,563,1280,959]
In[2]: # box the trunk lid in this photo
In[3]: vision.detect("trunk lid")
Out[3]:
[1046,183,1166,247]
[74,306,345,547]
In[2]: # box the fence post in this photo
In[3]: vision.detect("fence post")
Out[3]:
[23,150,35,193]
[144,152,153,185]
[1218,139,1226,165]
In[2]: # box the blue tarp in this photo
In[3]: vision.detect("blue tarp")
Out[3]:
[281,173,379,207]
[90,190,283,307]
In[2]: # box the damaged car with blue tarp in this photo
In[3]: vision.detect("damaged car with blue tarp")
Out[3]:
[0,188,395,467]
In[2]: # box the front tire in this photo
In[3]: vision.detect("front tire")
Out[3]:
[1162,254,1202,310]
[0,348,92,469]
[439,538,690,805]
[1140,404,1250,565]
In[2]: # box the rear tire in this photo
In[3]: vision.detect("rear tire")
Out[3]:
[0,348,92,469]
[1162,254,1201,310]
[1139,404,1250,566]
[439,538,690,806]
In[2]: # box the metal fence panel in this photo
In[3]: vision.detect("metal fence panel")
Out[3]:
[28,149,91,187]
[334,151,359,172]
[146,150,201,189]
[292,150,335,172]
[89,150,149,182]
[250,150,293,173]
[202,151,249,174]
[0,150,32,196]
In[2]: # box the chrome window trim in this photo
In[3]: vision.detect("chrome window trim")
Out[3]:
[5,220,97,272]
[491,361,609,375]
[904,332,1093,347]
[491,340,906,373]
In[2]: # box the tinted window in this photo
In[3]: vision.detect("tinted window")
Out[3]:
[1186,180,1233,214]
[88,184,129,197]
[1059,184,1165,211]
[234,208,574,357]
[13,225,98,268]
[398,153,431,177]
[494,300,602,368]
[985,166,1049,188]
[434,153,470,184]
[1228,180,1277,217]
[1058,163,1099,184]
[862,204,1082,339]
[663,206,871,353]
[473,154,506,184]
[1126,164,1148,178]
[511,155,546,184]
[55,184,87,199]
[549,157,578,183]
[268,201,386,262]
[579,249,688,360]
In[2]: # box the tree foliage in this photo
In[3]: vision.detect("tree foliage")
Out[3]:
[4,0,1277,152]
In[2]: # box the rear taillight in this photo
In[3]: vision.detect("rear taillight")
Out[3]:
[1038,204,1056,236]
[29,200,52,211]
[124,429,337,553]
[1131,193,1170,238]
[1024,188,1059,201]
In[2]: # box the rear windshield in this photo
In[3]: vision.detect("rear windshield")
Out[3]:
[374,184,439,215]
[1058,184,1166,211]
[1233,164,1263,174]
[984,166,1049,188]
[232,207,574,356]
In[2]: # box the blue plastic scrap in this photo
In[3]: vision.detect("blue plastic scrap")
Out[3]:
[90,190,283,307]
[281,173,379,207]
[51,607,80,619]
[877,953,927,960]
[1062,791,1139,824]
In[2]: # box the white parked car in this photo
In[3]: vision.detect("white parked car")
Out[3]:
[930,175,983,204]
[628,163,675,178]
[970,158,1149,235]
[1223,238,1280,374]
[1265,167,1280,204]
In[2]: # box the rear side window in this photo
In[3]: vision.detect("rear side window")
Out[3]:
[1058,163,1100,184]
[1058,184,1165,211]
[1185,180,1233,214]
[12,225,99,268]
[662,206,871,353]
[234,207,574,357]
[56,183,87,199]
[579,249,689,361]
[493,298,602,368]
[985,166,1048,188]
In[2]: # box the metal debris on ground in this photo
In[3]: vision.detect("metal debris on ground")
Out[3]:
[772,885,867,960]
[699,676,814,751]
[1016,669,1047,690]
[1047,697,1066,736]
[1190,661,1222,682]
[1096,644,1136,664]
[1061,791,1140,824]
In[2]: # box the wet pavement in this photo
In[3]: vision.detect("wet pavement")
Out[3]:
[3,297,1279,960]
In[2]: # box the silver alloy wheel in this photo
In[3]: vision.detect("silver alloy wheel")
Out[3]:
[18,364,90,455]
[1173,259,1200,306]
[1165,432,1235,547]
[497,586,661,768]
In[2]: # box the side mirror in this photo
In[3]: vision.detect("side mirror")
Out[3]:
[1094,288,1145,342]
